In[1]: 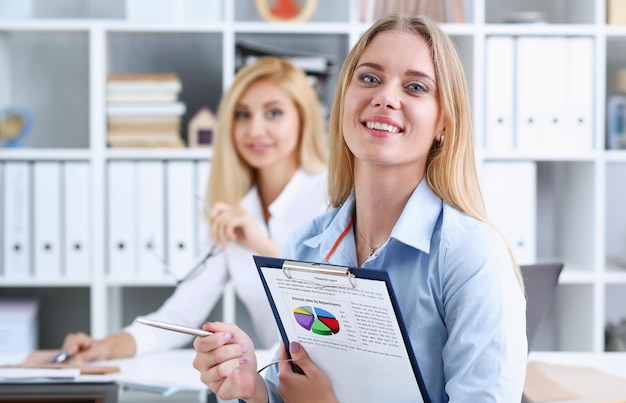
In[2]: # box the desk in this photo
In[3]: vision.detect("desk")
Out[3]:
[0,381,118,402]
[1,349,275,403]
[526,352,626,402]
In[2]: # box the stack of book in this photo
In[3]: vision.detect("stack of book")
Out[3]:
[106,73,186,148]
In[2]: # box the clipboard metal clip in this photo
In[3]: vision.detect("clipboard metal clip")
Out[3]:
[282,261,356,289]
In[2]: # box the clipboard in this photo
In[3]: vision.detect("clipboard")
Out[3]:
[254,255,431,403]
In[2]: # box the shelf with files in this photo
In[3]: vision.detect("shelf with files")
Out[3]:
[2,0,623,355]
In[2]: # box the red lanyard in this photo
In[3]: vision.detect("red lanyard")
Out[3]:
[324,218,353,262]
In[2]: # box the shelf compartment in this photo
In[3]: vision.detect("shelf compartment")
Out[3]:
[0,30,89,149]
[485,0,595,24]
[605,284,626,351]
[605,162,626,271]
[536,161,597,271]
[0,287,90,349]
[107,31,223,147]
[533,283,595,352]
[234,0,350,23]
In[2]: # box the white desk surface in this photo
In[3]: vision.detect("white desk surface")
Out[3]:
[1,348,275,394]
[529,351,626,379]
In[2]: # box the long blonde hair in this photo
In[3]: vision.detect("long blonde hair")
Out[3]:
[206,56,327,206]
[327,14,523,289]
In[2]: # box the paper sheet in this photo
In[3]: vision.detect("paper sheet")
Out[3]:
[260,264,424,403]
[0,367,80,382]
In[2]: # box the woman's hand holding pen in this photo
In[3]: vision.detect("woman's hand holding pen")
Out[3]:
[277,341,338,403]
[209,202,279,257]
[59,332,107,363]
[56,332,135,363]
[193,322,267,403]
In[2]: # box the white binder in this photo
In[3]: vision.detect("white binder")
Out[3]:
[137,161,166,280]
[515,36,545,152]
[541,37,568,152]
[166,161,195,281]
[107,161,137,279]
[484,36,515,152]
[482,161,537,265]
[566,36,594,152]
[195,159,211,253]
[3,162,32,278]
[63,162,91,280]
[33,162,62,279]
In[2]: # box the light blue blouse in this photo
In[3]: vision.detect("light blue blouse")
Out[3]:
[264,180,527,402]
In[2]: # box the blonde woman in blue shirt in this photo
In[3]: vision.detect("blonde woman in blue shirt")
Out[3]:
[192,14,527,402]
[50,56,329,363]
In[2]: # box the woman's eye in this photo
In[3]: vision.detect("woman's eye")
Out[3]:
[265,108,283,119]
[407,82,428,93]
[358,73,380,85]
[234,110,250,120]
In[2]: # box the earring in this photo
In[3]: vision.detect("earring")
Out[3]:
[435,134,444,148]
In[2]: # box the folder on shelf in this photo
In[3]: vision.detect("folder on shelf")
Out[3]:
[541,37,568,152]
[566,37,594,152]
[33,162,62,279]
[254,256,430,403]
[3,162,32,278]
[137,161,166,280]
[166,161,196,281]
[107,161,137,279]
[63,162,91,280]
[195,160,211,250]
[515,36,545,152]
[481,161,537,265]
[484,36,515,152]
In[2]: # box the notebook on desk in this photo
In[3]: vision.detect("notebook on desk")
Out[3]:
[520,262,564,349]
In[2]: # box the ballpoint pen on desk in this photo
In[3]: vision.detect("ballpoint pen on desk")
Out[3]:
[50,350,71,364]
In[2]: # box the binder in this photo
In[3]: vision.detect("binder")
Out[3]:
[136,161,166,280]
[166,161,195,281]
[515,36,545,152]
[107,161,137,279]
[254,256,430,403]
[3,162,32,278]
[194,159,211,252]
[482,162,536,264]
[33,162,62,279]
[541,37,568,152]
[63,162,91,280]
[484,36,515,152]
[566,37,594,152]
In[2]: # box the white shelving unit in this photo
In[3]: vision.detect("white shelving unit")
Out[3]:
[1,0,626,354]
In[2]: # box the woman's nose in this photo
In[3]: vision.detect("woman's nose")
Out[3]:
[371,84,401,109]
[247,114,266,137]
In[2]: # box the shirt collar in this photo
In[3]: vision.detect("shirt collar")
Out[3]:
[304,180,442,262]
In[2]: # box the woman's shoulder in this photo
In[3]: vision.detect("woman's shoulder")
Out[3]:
[438,203,508,257]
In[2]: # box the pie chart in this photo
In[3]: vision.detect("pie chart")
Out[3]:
[293,306,340,335]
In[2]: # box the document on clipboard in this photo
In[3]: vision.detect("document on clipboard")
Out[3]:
[254,255,430,403]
